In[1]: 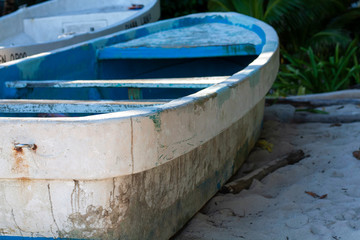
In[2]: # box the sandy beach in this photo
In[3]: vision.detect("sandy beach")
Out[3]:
[174,102,360,240]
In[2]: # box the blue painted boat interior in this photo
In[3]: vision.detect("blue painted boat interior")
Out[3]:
[0,14,265,117]
[0,237,83,240]
[12,56,256,101]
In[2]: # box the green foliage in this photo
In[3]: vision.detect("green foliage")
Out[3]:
[160,0,208,19]
[208,0,360,53]
[273,40,360,95]
[208,0,360,95]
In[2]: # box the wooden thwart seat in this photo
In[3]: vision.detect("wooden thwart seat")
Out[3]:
[3,76,228,113]
[5,76,229,89]
[0,99,170,114]
[97,44,259,60]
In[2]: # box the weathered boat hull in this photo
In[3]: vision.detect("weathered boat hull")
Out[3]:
[0,0,160,63]
[0,99,264,239]
[0,13,279,239]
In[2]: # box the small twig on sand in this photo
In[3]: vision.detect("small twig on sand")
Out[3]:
[220,150,305,194]
[294,112,360,123]
[266,98,360,108]
[266,89,360,107]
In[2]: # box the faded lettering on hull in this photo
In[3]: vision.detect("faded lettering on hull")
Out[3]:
[0,55,6,63]
[125,20,138,29]
[0,52,27,63]
[141,14,152,25]
[125,13,152,30]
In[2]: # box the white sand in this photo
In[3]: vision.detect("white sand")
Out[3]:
[175,104,360,240]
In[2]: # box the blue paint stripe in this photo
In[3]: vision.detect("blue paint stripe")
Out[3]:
[0,237,84,240]
[0,237,51,240]
[98,44,259,60]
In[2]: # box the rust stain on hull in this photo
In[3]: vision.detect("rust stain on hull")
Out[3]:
[12,147,28,175]
[11,143,37,174]
[31,144,38,152]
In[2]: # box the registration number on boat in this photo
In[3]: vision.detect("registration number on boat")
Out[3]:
[125,14,152,30]
[0,52,27,63]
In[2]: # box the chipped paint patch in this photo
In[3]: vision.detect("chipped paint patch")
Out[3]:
[149,112,161,132]
[80,44,91,51]
[192,92,218,115]
[17,57,45,80]
[223,44,256,55]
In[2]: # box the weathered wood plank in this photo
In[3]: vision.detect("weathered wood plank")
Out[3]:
[5,76,229,89]
[266,98,360,108]
[0,99,170,113]
[266,90,360,107]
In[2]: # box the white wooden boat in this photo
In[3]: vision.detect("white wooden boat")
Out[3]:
[0,12,279,239]
[0,0,160,63]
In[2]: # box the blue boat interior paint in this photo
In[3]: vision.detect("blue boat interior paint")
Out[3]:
[0,13,266,117]
[0,237,85,240]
